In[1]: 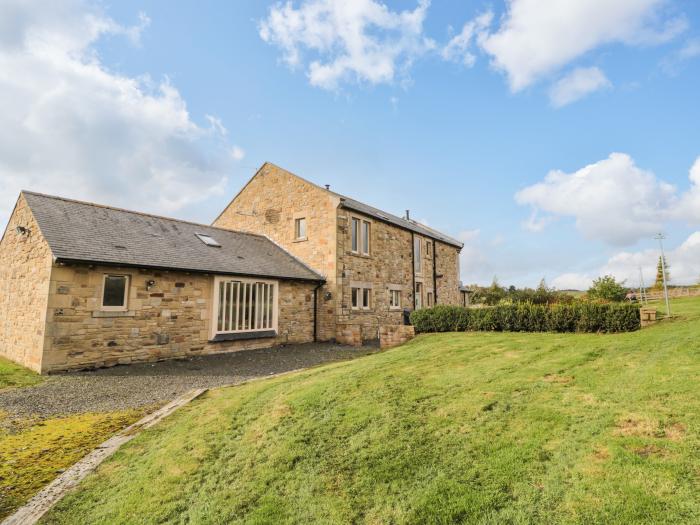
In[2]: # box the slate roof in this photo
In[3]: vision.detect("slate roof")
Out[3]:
[335,195,464,248]
[22,192,324,282]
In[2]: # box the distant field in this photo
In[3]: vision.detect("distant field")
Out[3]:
[44,297,700,524]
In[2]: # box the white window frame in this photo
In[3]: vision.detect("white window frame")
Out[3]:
[294,217,307,241]
[415,282,423,310]
[414,237,422,275]
[350,216,371,256]
[101,274,130,312]
[351,286,372,311]
[389,289,401,310]
[211,276,278,338]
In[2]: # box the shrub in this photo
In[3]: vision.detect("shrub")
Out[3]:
[588,275,628,302]
[410,302,640,334]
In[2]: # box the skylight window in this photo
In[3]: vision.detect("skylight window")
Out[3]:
[195,233,221,247]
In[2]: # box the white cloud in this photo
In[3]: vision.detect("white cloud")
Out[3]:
[0,0,236,227]
[515,153,678,246]
[441,11,492,67]
[476,0,685,91]
[552,231,700,289]
[549,67,611,107]
[258,0,434,90]
[230,146,246,161]
[676,156,700,223]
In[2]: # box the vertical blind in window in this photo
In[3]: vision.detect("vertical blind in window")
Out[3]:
[217,280,275,333]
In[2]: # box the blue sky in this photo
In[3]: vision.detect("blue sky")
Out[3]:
[2,0,700,289]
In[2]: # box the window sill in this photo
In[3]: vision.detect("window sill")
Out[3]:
[92,310,134,318]
[348,251,371,259]
[293,237,308,243]
[389,307,403,311]
[210,330,277,342]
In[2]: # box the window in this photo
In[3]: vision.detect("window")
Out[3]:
[351,286,372,310]
[426,241,432,257]
[213,277,277,335]
[415,282,423,309]
[361,220,370,255]
[414,237,422,274]
[351,218,359,252]
[427,292,434,307]
[102,275,129,311]
[350,217,371,256]
[195,233,221,247]
[294,217,307,240]
[389,289,401,310]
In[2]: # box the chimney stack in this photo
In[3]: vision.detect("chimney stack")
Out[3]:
[325,184,330,190]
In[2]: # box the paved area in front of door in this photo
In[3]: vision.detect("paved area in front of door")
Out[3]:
[0,343,379,419]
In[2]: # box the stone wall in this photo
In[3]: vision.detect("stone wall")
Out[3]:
[42,263,317,372]
[213,163,339,341]
[335,323,362,347]
[336,208,415,341]
[379,325,415,349]
[0,195,53,372]
[435,240,462,306]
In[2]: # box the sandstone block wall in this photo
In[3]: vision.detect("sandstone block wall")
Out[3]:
[336,323,362,347]
[214,163,339,341]
[0,195,53,372]
[42,263,316,372]
[379,325,415,349]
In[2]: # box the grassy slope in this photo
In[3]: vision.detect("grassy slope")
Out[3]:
[45,299,700,524]
[0,357,42,391]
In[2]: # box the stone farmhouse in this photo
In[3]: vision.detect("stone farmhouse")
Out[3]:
[0,163,463,373]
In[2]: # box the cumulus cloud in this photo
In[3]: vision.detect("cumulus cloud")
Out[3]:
[0,0,236,227]
[515,153,677,246]
[477,0,686,91]
[258,0,434,90]
[549,67,611,107]
[552,231,700,290]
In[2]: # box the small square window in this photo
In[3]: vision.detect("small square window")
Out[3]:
[294,217,307,240]
[102,275,129,311]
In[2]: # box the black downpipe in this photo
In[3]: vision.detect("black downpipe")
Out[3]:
[432,242,438,305]
[313,282,323,342]
[411,233,416,310]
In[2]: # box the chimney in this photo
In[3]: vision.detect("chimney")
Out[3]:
[405,209,410,220]
[325,184,330,190]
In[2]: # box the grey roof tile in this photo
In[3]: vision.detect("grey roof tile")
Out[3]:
[23,192,323,282]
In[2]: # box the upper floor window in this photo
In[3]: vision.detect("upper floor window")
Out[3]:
[426,241,432,257]
[294,217,307,240]
[102,274,129,311]
[414,237,422,274]
[351,217,371,256]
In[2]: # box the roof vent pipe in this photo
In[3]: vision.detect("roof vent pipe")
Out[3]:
[405,209,410,220]
[325,184,330,190]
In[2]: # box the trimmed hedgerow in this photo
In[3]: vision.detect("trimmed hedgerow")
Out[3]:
[410,303,640,334]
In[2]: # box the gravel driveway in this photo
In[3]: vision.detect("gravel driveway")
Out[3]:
[0,343,378,419]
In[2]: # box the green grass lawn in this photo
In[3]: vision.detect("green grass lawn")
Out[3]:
[44,298,700,524]
[0,357,42,391]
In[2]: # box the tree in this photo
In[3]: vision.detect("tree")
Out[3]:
[588,275,627,302]
[654,256,670,290]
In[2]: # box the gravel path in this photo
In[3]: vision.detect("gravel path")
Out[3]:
[0,343,378,419]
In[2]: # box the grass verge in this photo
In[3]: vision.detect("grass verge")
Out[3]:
[43,297,700,524]
[0,358,42,391]
[0,410,145,519]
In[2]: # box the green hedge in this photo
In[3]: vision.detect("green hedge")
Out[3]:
[410,303,640,334]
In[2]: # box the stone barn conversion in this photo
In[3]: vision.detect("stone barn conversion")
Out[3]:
[0,192,323,373]
[0,162,464,373]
